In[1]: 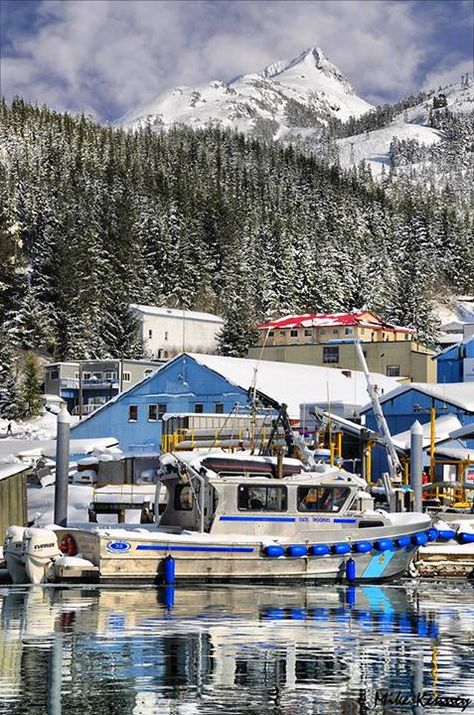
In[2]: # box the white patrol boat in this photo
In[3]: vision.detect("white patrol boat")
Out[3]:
[6,449,431,584]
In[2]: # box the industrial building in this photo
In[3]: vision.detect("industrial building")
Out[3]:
[248,311,436,382]
[70,352,398,453]
[436,335,474,383]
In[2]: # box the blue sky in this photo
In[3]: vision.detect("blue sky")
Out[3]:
[1,0,472,122]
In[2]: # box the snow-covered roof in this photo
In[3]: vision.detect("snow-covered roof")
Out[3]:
[188,353,399,419]
[257,310,414,333]
[17,437,119,459]
[360,382,474,414]
[130,304,224,324]
[391,414,462,451]
[0,462,30,482]
[450,423,474,440]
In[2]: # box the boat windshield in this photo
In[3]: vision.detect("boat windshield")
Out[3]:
[297,486,350,513]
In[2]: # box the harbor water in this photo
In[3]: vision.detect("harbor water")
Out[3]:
[0,582,473,714]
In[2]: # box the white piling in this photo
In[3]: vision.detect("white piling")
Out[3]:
[54,407,71,527]
[410,420,424,513]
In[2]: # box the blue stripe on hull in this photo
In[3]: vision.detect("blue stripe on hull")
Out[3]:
[362,549,397,578]
[219,516,296,523]
[135,544,254,553]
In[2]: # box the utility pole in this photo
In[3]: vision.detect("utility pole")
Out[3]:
[78,363,83,420]
[54,407,70,527]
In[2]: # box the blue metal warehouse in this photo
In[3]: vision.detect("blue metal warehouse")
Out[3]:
[436,336,474,383]
[70,352,398,453]
[360,382,474,477]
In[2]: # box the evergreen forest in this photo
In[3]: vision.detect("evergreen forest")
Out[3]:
[0,97,473,415]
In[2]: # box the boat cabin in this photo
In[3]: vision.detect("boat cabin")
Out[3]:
[156,452,371,537]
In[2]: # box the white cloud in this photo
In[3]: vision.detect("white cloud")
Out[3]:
[1,0,472,121]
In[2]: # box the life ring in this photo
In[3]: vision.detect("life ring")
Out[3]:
[59,533,77,557]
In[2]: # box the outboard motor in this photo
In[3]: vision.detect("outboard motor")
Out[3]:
[22,528,62,584]
[4,526,28,584]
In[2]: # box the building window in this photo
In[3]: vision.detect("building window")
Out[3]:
[405,333,409,340]
[194,403,204,414]
[148,329,153,339]
[215,403,224,414]
[320,329,326,335]
[93,372,102,379]
[128,405,138,421]
[279,331,286,336]
[361,328,365,335]
[323,346,339,364]
[238,485,287,511]
[148,404,158,421]
[122,372,131,382]
[332,328,339,335]
[82,372,91,380]
[74,372,79,380]
[104,371,117,380]
[290,329,298,338]
[50,370,59,380]
[304,329,312,337]
[268,331,274,337]
[164,331,168,341]
[158,404,167,419]
[386,365,401,377]
[344,328,353,335]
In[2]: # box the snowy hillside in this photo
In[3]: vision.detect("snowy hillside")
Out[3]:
[117,47,372,139]
[338,81,474,176]
[338,123,443,176]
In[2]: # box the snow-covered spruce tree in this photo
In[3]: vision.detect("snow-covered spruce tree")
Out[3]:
[20,353,43,418]
[0,331,23,420]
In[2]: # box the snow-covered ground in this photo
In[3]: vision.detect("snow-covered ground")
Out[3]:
[0,410,60,442]
[338,122,442,176]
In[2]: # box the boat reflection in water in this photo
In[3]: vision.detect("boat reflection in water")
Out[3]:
[0,583,473,714]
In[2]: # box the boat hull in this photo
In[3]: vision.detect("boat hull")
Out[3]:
[53,527,422,584]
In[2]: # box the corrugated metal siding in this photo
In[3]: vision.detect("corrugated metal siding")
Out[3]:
[71,356,248,452]
[364,387,474,477]
[0,473,27,540]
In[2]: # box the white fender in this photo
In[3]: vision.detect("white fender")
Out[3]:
[22,528,62,584]
[4,526,28,584]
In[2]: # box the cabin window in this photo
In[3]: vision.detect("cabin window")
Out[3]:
[194,403,204,414]
[49,370,59,380]
[323,346,339,364]
[386,365,400,377]
[104,371,117,380]
[238,485,287,511]
[304,329,312,337]
[174,484,195,511]
[148,404,158,421]
[128,405,138,422]
[290,329,298,337]
[344,328,353,335]
[214,402,224,414]
[82,372,91,380]
[122,372,131,382]
[297,486,350,512]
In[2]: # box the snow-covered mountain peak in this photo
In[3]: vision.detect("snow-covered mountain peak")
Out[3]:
[261,47,355,95]
[117,46,371,136]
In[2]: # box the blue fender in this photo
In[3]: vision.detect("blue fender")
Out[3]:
[309,544,330,556]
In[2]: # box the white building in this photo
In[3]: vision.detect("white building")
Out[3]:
[130,305,224,359]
